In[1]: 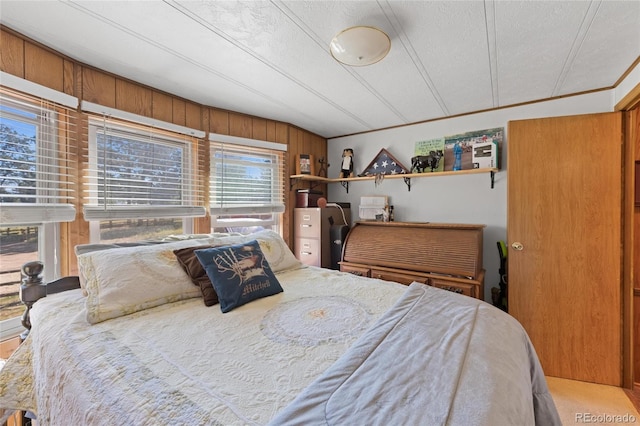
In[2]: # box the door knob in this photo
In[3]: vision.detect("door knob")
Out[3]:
[511,242,523,251]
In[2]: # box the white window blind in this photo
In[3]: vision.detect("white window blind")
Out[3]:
[0,86,77,225]
[210,142,285,215]
[83,115,206,220]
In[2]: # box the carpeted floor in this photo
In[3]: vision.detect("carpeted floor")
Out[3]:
[547,376,639,425]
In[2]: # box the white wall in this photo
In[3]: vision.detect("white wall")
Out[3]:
[615,62,640,106]
[327,90,615,303]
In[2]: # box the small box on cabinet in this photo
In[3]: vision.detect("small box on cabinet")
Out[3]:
[296,189,323,208]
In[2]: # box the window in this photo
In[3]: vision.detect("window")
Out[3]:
[0,225,38,323]
[210,141,285,234]
[0,84,77,339]
[84,115,206,243]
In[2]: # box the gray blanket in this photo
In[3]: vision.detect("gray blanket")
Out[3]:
[269,283,561,426]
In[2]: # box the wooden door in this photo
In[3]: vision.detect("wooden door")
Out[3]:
[508,112,623,386]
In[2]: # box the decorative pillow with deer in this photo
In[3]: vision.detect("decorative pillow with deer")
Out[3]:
[195,240,283,313]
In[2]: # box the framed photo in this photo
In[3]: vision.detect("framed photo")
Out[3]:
[296,154,315,175]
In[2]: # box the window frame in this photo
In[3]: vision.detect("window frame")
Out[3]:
[209,141,285,234]
[85,116,205,242]
[0,86,73,340]
[0,88,76,272]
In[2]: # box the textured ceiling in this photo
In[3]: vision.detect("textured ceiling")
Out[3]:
[1,1,639,138]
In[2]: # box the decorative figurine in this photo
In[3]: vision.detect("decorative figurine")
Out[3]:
[453,142,463,171]
[411,150,443,173]
[340,148,354,178]
[317,156,329,177]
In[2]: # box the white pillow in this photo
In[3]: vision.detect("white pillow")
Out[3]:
[77,231,299,324]
[250,229,303,272]
[212,230,302,273]
[74,241,168,296]
[78,238,215,324]
[162,229,302,272]
[160,232,243,241]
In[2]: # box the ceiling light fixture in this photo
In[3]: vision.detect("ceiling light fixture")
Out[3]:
[330,26,391,66]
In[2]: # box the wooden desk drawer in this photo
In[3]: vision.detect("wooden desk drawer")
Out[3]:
[340,263,370,277]
[430,278,476,298]
[370,268,429,286]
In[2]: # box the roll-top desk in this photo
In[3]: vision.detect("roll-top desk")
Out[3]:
[339,221,485,300]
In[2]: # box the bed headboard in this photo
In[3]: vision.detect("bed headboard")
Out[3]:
[19,261,80,340]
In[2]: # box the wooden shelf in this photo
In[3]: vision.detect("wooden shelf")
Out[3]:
[290,168,499,192]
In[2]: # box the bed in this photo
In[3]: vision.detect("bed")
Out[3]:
[0,229,560,425]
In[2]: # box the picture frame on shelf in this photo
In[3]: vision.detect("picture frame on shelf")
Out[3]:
[412,138,445,173]
[296,154,315,175]
[444,127,503,172]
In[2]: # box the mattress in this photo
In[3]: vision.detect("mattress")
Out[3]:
[2,266,407,425]
[0,264,560,425]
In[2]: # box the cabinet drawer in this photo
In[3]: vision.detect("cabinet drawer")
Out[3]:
[430,278,476,298]
[294,209,321,238]
[370,268,429,286]
[340,264,370,277]
[294,238,321,267]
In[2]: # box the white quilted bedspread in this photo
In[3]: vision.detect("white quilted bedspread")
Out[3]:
[270,283,561,426]
[4,266,407,426]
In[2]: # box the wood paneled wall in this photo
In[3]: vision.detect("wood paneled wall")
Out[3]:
[287,127,329,232]
[0,26,327,275]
